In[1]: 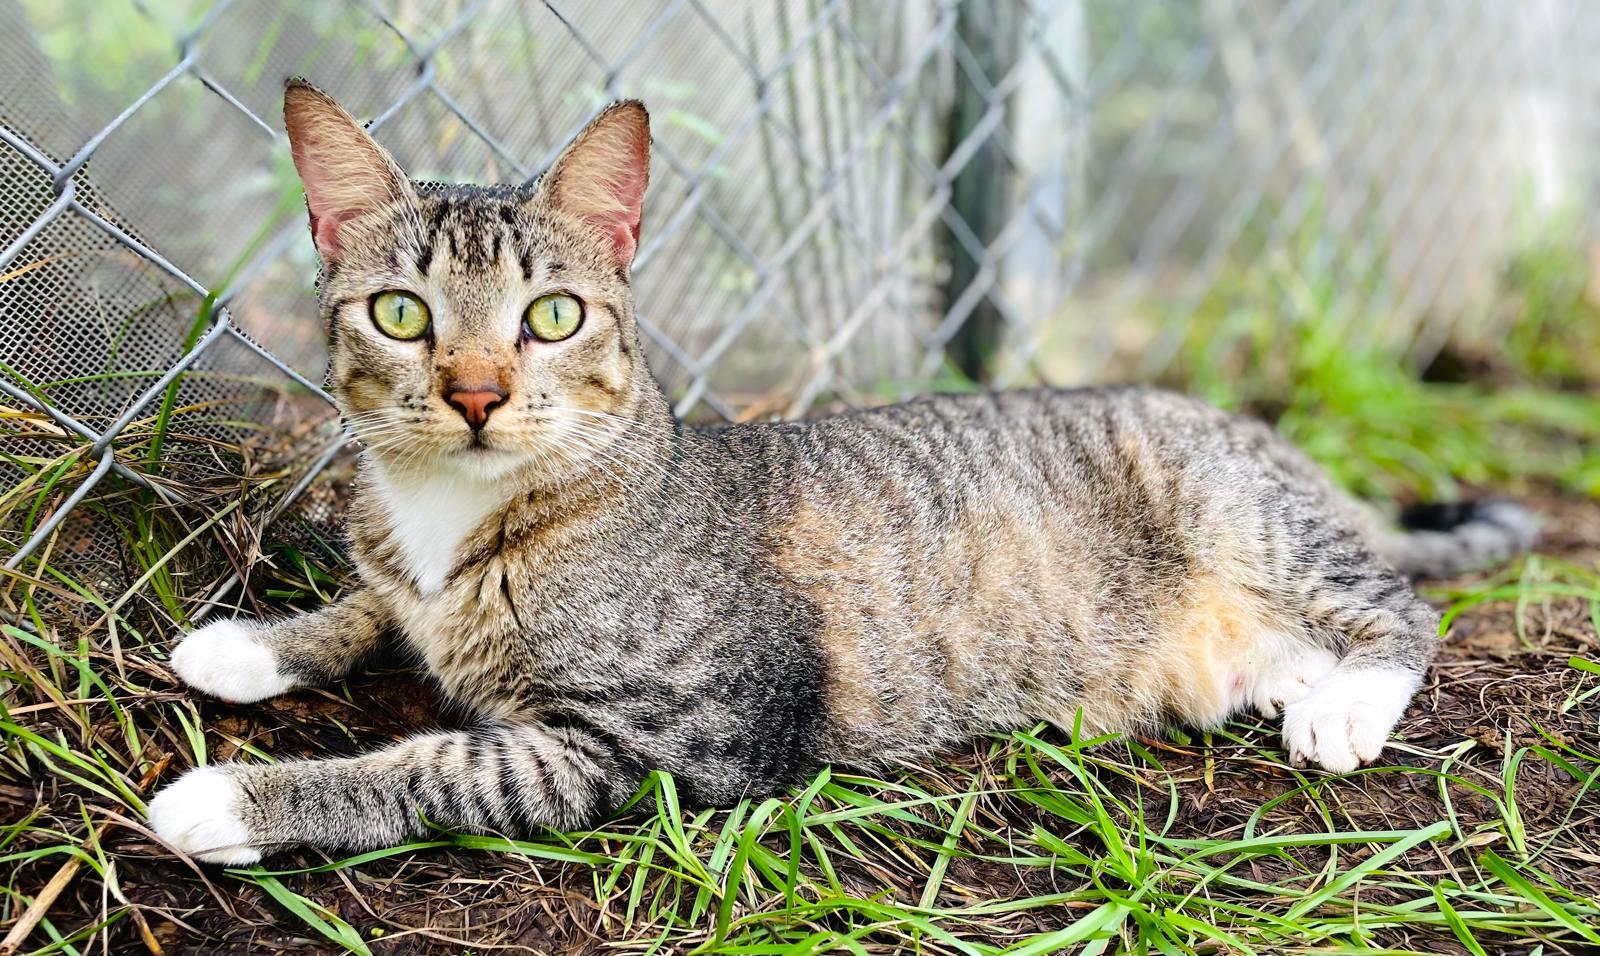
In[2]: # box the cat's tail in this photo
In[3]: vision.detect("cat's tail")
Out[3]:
[1374,500,1541,578]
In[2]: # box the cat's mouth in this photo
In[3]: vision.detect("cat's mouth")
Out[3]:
[460,431,521,460]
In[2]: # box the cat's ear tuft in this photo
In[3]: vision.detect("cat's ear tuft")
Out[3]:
[543,100,650,266]
[283,79,414,260]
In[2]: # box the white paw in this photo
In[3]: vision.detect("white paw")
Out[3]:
[1282,667,1420,772]
[147,766,262,864]
[1248,645,1339,718]
[170,618,293,703]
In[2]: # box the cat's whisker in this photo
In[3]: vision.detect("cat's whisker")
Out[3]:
[533,417,717,507]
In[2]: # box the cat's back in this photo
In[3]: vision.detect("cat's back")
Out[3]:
[701,385,1258,504]
[695,385,1295,576]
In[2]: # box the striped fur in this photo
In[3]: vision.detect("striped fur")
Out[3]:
[148,84,1538,863]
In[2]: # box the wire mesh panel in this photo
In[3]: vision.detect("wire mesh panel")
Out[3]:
[2,0,1597,581]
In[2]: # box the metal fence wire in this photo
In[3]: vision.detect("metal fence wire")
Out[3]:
[2,0,1597,587]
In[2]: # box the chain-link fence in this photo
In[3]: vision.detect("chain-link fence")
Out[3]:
[3,0,1597,592]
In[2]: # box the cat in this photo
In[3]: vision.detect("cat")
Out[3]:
[146,79,1539,864]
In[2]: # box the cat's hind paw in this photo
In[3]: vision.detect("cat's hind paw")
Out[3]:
[1281,667,1419,773]
[169,618,294,703]
[147,766,262,865]
[1247,645,1339,719]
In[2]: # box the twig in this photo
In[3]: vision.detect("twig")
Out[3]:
[128,907,164,956]
[4,698,108,717]
[0,754,172,956]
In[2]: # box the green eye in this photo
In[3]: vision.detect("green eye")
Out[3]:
[370,291,431,340]
[525,293,583,342]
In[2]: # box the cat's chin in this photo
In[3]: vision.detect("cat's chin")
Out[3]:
[370,441,537,484]
[444,444,539,482]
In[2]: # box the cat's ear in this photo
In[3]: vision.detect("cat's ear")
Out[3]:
[543,101,650,266]
[283,78,415,260]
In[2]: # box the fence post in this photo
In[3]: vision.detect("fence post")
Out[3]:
[942,0,1018,383]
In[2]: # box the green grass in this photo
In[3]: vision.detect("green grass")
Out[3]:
[1499,205,1600,387]
[1160,237,1600,503]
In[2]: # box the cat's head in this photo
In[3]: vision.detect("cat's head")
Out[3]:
[283,79,661,483]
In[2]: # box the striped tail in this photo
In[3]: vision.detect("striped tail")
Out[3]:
[1377,500,1541,578]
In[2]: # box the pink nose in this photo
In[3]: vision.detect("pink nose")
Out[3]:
[445,385,507,430]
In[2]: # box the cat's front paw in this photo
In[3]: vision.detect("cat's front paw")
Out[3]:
[1281,667,1419,773]
[147,766,263,864]
[169,618,294,703]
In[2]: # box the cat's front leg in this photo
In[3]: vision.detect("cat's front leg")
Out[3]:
[147,720,642,863]
[169,588,391,703]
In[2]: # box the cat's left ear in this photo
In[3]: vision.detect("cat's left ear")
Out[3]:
[542,101,650,266]
[283,78,416,261]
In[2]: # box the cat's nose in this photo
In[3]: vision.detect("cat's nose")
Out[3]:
[444,384,508,430]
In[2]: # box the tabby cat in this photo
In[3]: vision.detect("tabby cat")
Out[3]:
[147,80,1538,863]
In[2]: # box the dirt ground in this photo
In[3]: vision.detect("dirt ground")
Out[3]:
[6,493,1598,954]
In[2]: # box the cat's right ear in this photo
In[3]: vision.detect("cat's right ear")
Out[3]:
[283,79,414,260]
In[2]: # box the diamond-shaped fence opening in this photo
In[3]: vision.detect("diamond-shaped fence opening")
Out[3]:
[3,0,1597,600]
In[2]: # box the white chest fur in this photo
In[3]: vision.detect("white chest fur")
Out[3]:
[371,465,511,594]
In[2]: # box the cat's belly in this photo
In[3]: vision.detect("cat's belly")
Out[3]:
[772,486,1316,760]
[808,575,1313,762]
[772,497,1104,759]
